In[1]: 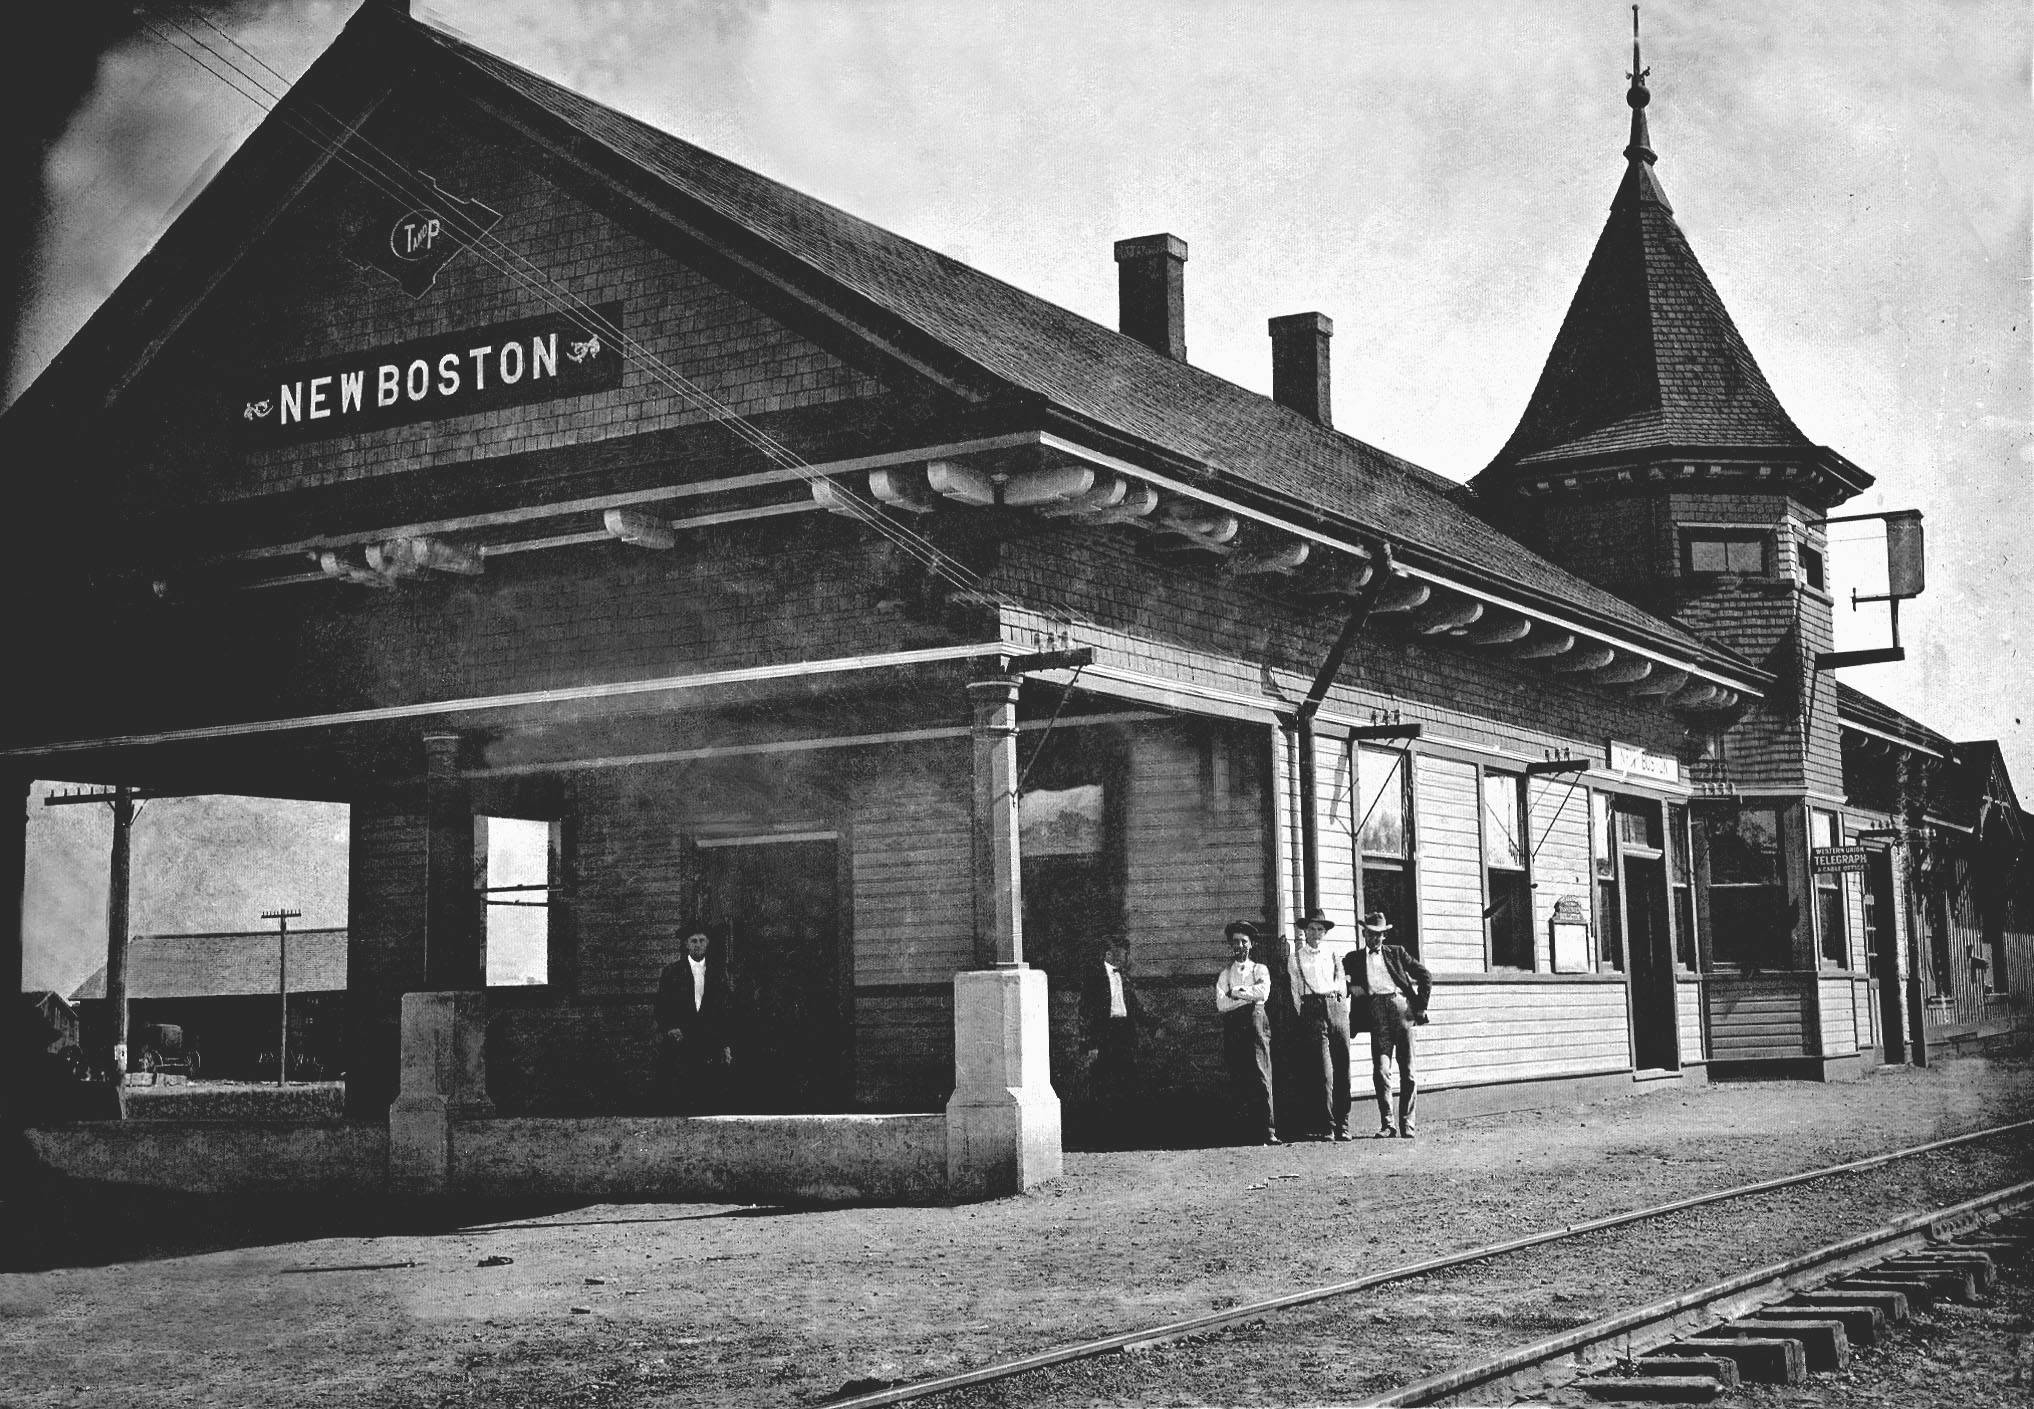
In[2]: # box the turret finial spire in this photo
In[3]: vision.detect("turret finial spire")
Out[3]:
[1625,5,1655,165]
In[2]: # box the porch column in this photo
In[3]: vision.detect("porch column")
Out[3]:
[104,786,133,1083]
[1,774,27,1136]
[947,674,1060,1199]
[422,731,482,989]
[966,675,1023,968]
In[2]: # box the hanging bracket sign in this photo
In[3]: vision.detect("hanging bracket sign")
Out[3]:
[1813,846,1871,873]
[234,303,623,445]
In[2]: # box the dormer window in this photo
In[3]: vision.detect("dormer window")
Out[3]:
[1682,527,1772,576]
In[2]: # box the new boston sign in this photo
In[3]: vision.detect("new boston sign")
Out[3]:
[235,304,623,445]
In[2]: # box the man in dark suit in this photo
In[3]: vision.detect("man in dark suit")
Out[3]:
[1079,939,1145,1133]
[1343,909,1432,1138]
[655,926,733,1113]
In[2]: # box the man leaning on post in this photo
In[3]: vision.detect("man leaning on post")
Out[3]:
[1344,909,1431,1138]
[1286,908,1353,1141]
[1214,920,1278,1145]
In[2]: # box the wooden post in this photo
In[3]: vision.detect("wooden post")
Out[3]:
[966,676,1024,968]
[105,786,134,1082]
[422,732,482,989]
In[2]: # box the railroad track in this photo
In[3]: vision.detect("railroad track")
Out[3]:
[826,1117,2034,1408]
[1366,1182,2032,1405]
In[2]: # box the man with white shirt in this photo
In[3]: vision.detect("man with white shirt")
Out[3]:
[1079,939,1146,1138]
[1214,920,1278,1145]
[1343,909,1432,1138]
[1286,908,1353,1141]
[655,926,733,1113]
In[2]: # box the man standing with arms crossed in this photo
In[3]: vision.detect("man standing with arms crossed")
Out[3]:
[1215,921,1278,1145]
[1345,909,1432,1138]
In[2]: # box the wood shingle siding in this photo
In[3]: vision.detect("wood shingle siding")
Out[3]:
[1416,755,1485,971]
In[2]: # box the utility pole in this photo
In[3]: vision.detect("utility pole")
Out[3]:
[263,908,300,1086]
[44,785,151,1085]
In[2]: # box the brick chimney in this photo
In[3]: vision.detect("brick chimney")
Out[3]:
[1113,234,1188,361]
[1268,312,1333,426]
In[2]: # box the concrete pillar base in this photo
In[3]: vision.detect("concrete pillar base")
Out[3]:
[388,990,491,1194]
[945,966,1061,1201]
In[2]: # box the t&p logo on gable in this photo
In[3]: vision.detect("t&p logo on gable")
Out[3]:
[347,174,502,298]
[391,209,445,261]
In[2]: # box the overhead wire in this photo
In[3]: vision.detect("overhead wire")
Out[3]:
[146,9,1080,628]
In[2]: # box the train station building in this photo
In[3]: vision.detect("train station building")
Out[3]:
[2,3,2026,1202]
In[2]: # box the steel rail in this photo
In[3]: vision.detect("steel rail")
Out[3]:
[826,1116,2034,1409]
[1359,1176,2034,1406]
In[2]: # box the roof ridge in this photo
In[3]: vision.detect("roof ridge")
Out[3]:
[406,15,1479,501]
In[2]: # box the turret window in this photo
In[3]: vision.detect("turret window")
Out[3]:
[1682,528,1772,576]
[1799,544,1826,590]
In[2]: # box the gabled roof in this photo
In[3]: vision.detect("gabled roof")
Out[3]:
[69,929,347,1001]
[1,4,1760,680]
[1474,58,1869,504]
[406,15,1747,667]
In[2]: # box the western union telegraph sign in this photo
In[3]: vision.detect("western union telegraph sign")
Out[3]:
[235,304,622,444]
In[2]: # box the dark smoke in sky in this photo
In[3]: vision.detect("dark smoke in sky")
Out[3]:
[0,2,141,405]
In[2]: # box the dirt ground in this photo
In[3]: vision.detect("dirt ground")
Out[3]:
[2,1057,2031,1408]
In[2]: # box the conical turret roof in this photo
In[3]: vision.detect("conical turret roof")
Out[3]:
[1474,26,1868,504]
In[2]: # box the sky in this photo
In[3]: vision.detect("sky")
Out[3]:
[9,1,2031,983]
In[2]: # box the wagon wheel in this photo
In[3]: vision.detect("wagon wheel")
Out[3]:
[186,1050,202,1078]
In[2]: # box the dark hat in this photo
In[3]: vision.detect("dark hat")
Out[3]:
[1298,908,1336,930]
[1223,920,1260,942]
[1359,910,1392,932]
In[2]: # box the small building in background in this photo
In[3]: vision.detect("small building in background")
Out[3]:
[70,929,347,1080]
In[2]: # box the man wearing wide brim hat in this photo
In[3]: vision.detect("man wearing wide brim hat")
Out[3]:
[1343,909,1432,1138]
[1286,907,1354,1141]
[1214,920,1277,1145]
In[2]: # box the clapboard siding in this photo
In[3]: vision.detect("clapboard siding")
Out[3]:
[1818,975,1858,1054]
[1317,740,1359,931]
[853,989,953,1109]
[1845,871,1867,972]
[1706,974,1813,1057]
[1677,979,1706,1063]
[1421,981,1630,1087]
[1529,776,1592,973]
[1853,978,1877,1053]
[1416,755,1485,972]
[852,743,972,986]
[1125,722,1268,975]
